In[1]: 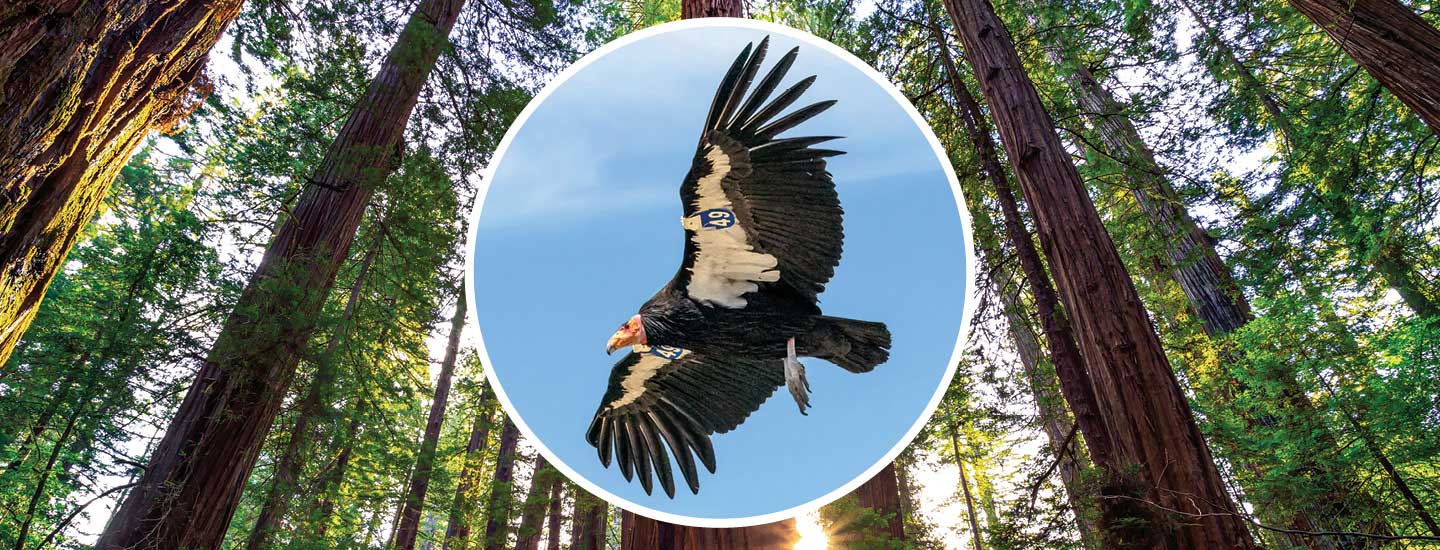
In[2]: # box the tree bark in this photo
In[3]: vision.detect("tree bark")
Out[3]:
[848,462,906,543]
[245,239,379,550]
[620,512,799,549]
[544,475,565,550]
[949,423,986,550]
[483,417,522,550]
[570,488,608,550]
[394,295,467,550]
[94,0,466,547]
[934,24,1099,545]
[941,0,1257,547]
[1285,0,1440,136]
[443,392,495,550]
[681,0,743,18]
[0,0,243,366]
[516,454,558,550]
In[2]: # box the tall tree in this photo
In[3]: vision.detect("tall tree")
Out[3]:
[94,0,467,546]
[544,476,565,550]
[934,14,1101,542]
[1283,0,1440,136]
[942,0,1257,546]
[619,514,800,549]
[569,487,608,550]
[0,0,243,366]
[516,454,561,550]
[444,391,495,550]
[394,295,467,550]
[483,418,522,550]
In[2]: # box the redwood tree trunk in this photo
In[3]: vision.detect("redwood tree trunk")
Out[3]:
[245,238,379,550]
[570,488,608,550]
[544,476,565,550]
[681,0,743,18]
[516,454,558,550]
[1286,0,1440,136]
[849,462,906,543]
[942,0,1256,547]
[620,513,799,549]
[443,393,495,550]
[483,418,522,550]
[0,0,243,367]
[394,295,467,550]
[935,25,1099,544]
[94,0,466,547]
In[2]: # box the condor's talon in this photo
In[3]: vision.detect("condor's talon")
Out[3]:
[784,337,810,415]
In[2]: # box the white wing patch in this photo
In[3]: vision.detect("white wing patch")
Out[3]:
[611,346,689,408]
[686,146,780,308]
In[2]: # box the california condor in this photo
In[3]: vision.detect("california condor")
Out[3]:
[588,37,891,497]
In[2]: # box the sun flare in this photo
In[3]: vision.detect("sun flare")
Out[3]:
[794,510,829,550]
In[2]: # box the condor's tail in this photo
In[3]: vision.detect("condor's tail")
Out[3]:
[805,316,891,373]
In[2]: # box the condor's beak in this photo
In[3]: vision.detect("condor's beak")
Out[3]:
[606,315,645,355]
[606,330,635,355]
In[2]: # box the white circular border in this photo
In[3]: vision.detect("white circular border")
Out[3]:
[464,17,978,528]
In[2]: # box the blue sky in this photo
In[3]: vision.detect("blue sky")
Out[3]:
[470,24,970,520]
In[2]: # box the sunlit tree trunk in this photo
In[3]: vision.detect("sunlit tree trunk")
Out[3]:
[94,0,466,546]
[394,295,467,550]
[942,0,1257,546]
[245,239,379,550]
[948,422,986,550]
[1285,0,1440,136]
[0,0,242,367]
[483,418,522,550]
[444,392,495,550]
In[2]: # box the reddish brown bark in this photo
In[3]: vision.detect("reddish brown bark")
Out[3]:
[0,0,241,366]
[394,296,467,550]
[848,462,906,543]
[1286,0,1440,136]
[936,23,1099,543]
[94,0,466,547]
[681,0,743,18]
[569,487,608,550]
[544,475,565,550]
[444,393,495,549]
[942,0,1256,547]
[516,455,560,550]
[620,512,799,549]
[483,418,522,550]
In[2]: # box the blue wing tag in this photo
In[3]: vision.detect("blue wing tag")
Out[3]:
[693,208,736,230]
[647,345,685,360]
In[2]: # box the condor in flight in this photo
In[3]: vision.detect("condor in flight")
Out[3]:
[585,37,891,498]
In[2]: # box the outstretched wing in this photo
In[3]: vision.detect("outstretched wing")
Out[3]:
[585,346,783,497]
[674,37,846,310]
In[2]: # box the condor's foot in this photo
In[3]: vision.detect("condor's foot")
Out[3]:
[784,337,811,415]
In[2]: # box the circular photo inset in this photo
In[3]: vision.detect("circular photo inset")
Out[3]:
[466,18,974,525]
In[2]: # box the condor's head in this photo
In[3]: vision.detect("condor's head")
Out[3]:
[605,314,647,355]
